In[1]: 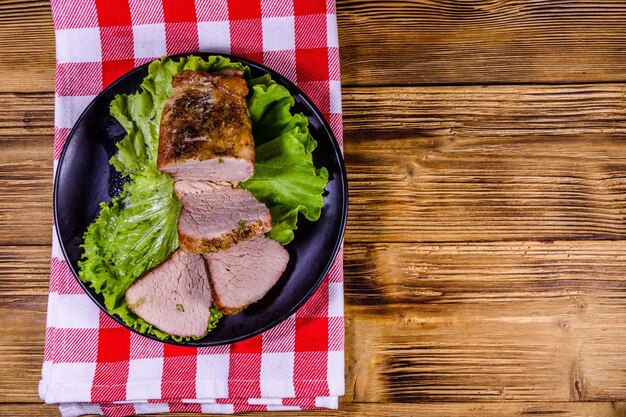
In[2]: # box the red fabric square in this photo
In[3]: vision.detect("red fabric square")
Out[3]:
[293,351,329,396]
[294,0,326,16]
[51,0,99,29]
[56,62,103,97]
[328,252,343,283]
[328,317,344,351]
[92,362,129,401]
[130,332,164,359]
[100,26,134,61]
[296,48,329,82]
[260,0,294,18]
[53,128,71,162]
[230,334,263,354]
[228,354,261,396]
[164,343,198,357]
[55,329,99,363]
[295,317,328,352]
[162,356,197,398]
[283,397,315,408]
[263,50,296,83]
[228,0,261,20]
[165,22,200,55]
[240,52,264,64]
[329,112,343,146]
[326,0,336,14]
[169,403,202,413]
[297,273,329,317]
[102,59,135,88]
[328,46,340,81]
[162,0,197,23]
[233,404,267,413]
[295,14,327,49]
[195,0,229,21]
[95,0,132,26]
[97,327,131,362]
[49,257,84,294]
[299,81,331,116]
[229,18,263,55]
[128,0,164,25]
[99,310,122,329]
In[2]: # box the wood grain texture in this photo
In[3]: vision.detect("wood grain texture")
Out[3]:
[7,1,626,87]
[9,402,626,417]
[337,0,626,85]
[344,84,626,242]
[4,86,626,244]
[0,0,54,92]
[7,242,626,403]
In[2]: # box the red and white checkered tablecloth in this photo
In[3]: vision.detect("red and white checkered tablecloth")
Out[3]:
[40,1,344,415]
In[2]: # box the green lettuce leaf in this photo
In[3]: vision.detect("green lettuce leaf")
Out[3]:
[241,75,328,244]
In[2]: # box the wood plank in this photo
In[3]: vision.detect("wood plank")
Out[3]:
[0,0,54,92]
[0,296,47,403]
[338,0,626,85]
[3,85,626,244]
[344,84,626,242]
[4,402,626,417]
[343,241,626,402]
[8,242,626,402]
[7,1,626,87]
[0,92,53,245]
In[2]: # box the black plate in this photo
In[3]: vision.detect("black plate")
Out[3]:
[54,53,347,346]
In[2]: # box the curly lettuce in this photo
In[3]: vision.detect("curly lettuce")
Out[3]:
[241,74,328,244]
[78,55,328,340]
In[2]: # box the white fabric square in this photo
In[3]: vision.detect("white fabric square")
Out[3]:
[198,21,232,53]
[133,24,167,59]
[260,352,295,397]
[327,350,345,395]
[326,14,339,48]
[196,354,230,398]
[329,80,342,115]
[201,403,235,414]
[315,396,339,409]
[45,362,97,403]
[328,281,344,317]
[262,16,295,51]
[133,402,170,414]
[54,95,97,129]
[267,405,301,411]
[56,28,102,63]
[48,293,100,329]
[59,402,102,417]
[127,358,163,400]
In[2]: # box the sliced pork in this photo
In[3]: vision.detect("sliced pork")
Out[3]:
[175,180,271,254]
[158,69,254,183]
[203,236,290,314]
[125,250,213,338]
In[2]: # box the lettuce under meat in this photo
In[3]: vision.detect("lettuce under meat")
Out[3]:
[242,74,328,244]
[78,56,328,340]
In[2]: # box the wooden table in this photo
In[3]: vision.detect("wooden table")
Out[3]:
[3,1,626,415]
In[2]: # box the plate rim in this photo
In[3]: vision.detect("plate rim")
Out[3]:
[53,52,348,346]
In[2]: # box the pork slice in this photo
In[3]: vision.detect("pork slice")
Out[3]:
[157,69,254,183]
[175,180,272,254]
[125,250,213,338]
[203,236,289,314]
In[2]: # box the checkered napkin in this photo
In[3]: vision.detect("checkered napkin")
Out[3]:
[40,1,344,415]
